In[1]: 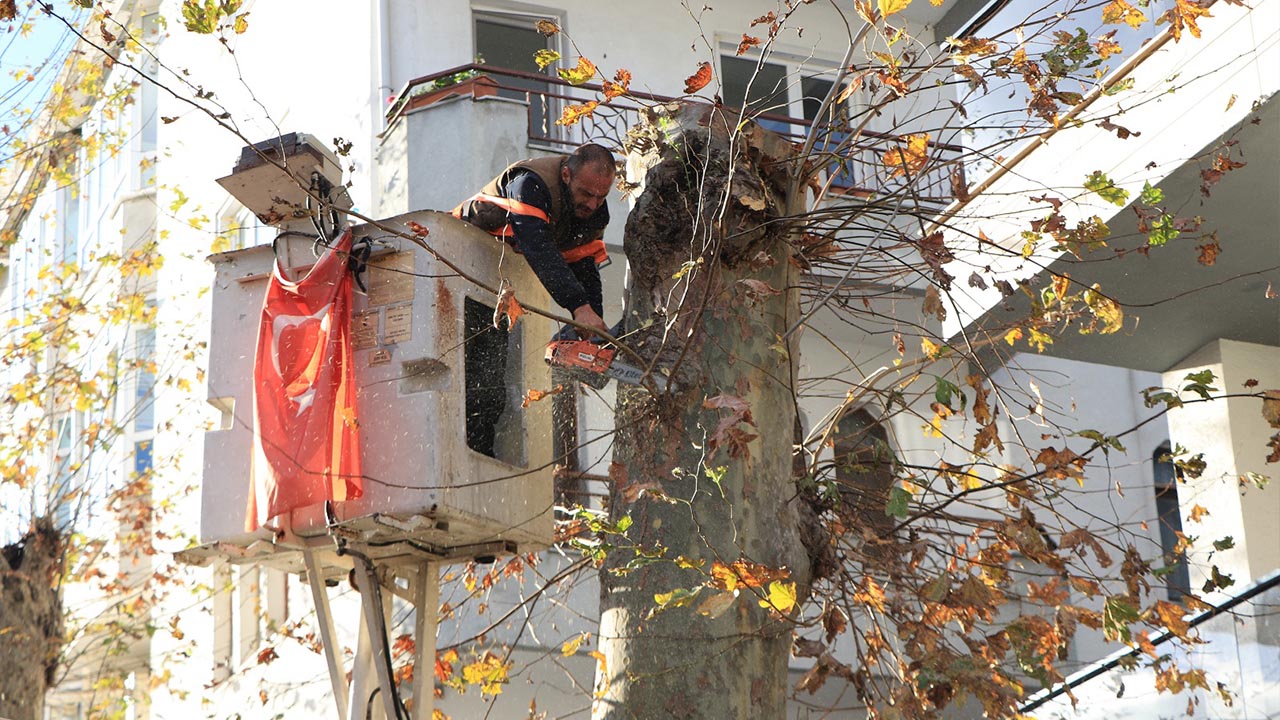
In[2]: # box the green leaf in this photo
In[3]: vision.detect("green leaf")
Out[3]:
[1104,77,1136,96]
[1181,370,1218,399]
[181,0,219,33]
[1103,595,1140,643]
[1240,472,1270,490]
[885,486,911,519]
[1212,536,1235,551]
[1146,214,1180,246]
[1084,171,1131,206]
[1139,181,1164,205]
[704,465,727,497]
[934,376,966,411]
[1202,565,1235,593]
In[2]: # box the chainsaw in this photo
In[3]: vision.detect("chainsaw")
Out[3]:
[544,340,671,392]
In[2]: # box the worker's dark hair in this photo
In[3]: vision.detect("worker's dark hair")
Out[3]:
[566,143,616,176]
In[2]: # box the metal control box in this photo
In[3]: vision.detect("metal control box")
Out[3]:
[198,210,555,568]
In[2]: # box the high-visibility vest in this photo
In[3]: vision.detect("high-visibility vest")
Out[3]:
[453,155,609,267]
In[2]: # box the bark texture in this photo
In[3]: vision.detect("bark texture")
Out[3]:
[0,518,64,720]
[594,104,815,719]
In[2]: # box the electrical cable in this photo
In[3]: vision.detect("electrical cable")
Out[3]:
[335,540,411,720]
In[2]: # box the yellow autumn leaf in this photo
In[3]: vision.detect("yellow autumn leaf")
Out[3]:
[533,49,561,70]
[1004,328,1024,346]
[589,650,609,698]
[1102,0,1147,28]
[1084,284,1124,334]
[461,652,510,696]
[758,580,797,614]
[557,56,597,85]
[921,337,941,358]
[882,133,930,178]
[561,632,589,656]
[878,0,913,17]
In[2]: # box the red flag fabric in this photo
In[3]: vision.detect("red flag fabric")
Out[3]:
[249,230,362,531]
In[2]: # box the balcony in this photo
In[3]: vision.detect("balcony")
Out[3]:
[379,63,967,215]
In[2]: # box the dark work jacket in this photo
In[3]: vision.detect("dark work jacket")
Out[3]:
[457,156,609,315]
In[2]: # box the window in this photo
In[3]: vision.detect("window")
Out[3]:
[134,325,156,433]
[832,408,896,537]
[1153,445,1190,601]
[52,413,79,529]
[720,53,857,187]
[463,297,525,464]
[218,206,272,251]
[474,12,558,140]
[58,185,80,266]
[212,564,288,679]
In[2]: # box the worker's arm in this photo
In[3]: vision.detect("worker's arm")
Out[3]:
[567,256,607,337]
[504,173,605,333]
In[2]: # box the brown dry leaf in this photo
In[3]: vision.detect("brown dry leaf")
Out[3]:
[876,71,912,97]
[1263,390,1280,428]
[855,0,876,24]
[1188,504,1210,522]
[1161,0,1212,41]
[710,559,789,591]
[736,34,761,55]
[603,69,632,100]
[1196,233,1221,266]
[405,220,430,237]
[818,605,847,646]
[684,61,713,94]
[494,280,524,328]
[0,0,16,22]
[923,285,947,322]
[535,19,560,36]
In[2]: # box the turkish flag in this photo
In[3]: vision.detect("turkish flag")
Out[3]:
[249,229,363,531]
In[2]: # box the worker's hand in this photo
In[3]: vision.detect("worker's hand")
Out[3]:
[572,304,609,339]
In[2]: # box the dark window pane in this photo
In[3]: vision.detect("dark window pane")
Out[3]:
[721,56,792,135]
[1153,446,1190,601]
[475,17,553,136]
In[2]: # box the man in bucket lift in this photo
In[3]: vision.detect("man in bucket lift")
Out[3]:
[453,143,616,457]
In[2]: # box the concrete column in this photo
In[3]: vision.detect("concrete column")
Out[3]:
[1163,339,1280,591]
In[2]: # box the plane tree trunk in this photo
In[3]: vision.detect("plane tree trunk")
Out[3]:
[0,518,65,720]
[594,104,820,719]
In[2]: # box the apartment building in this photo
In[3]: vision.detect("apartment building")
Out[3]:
[1,0,1273,717]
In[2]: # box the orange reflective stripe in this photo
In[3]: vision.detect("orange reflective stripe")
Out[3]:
[560,238,609,267]
[465,192,550,223]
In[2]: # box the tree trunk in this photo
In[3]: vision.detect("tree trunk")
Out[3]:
[0,518,64,720]
[594,104,816,719]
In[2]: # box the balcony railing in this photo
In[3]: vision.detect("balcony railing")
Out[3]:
[1021,571,1280,719]
[385,63,964,205]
